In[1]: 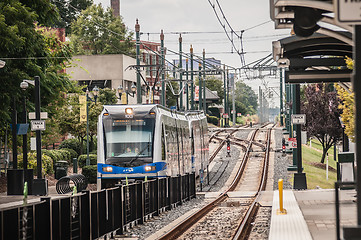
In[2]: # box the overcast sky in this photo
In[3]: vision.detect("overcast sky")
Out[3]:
[94,0,290,108]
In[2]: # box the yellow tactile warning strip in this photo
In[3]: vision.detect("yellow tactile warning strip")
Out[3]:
[269,190,312,240]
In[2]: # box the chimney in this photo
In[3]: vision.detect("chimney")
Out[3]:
[111,0,120,17]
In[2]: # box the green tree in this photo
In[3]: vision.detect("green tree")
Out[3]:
[55,88,117,154]
[70,4,134,56]
[204,76,223,104]
[302,83,342,163]
[234,81,258,115]
[53,0,93,35]
[0,0,73,137]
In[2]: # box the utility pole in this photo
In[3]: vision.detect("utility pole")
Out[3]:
[198,63,202,110]
[190,45,194,110]
[280,68,284,126]
[223,64,226,127]
[232,70,236,126]
[160,30,165,106]
[179,34,183,110]
[259,86,263,123]
[186,58,189,110]
[135,19,141,104]
[203,49,206,112]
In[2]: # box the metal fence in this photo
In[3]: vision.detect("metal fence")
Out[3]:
[0,173,196,240]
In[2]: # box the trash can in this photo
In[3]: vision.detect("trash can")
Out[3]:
[55,160,68,180]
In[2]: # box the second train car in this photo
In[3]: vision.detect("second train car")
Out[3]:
[97,104,209,189]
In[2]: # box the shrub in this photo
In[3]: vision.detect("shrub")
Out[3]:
[207,115,219,126]
[58,149,71,163]
[59,138,82,155]
[82,165,97,184]
[78,154,97,168]
[61,148,78,160]
[18,152,54,176]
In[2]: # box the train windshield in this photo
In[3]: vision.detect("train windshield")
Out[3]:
[103,118,155,159]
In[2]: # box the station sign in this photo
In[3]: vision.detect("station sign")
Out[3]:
[31,120,46,131]
[291,114,306,125]
[336,0,361,23]
[223,113,229,119]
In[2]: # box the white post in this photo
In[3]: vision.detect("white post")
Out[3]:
[326,152,329,180]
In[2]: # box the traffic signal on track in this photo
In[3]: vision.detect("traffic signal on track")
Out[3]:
[282,138,286,153]
[226,139,231,157]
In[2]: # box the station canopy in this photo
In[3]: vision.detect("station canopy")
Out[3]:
[273,32,352,85]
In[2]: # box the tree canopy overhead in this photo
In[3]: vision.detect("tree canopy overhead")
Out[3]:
[0,0,73,135]
[53,0,93,35]
[70,4,134,56]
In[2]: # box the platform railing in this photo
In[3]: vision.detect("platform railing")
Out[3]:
[0,173,196,240]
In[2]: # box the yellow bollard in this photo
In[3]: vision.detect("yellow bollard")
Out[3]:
[277,179,287,215]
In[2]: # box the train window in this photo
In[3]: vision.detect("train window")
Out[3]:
[103,118,155,159]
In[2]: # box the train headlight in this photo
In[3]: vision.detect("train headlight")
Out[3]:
[144,165,156,172]
[125,108,133,115]
[103,166,113,172]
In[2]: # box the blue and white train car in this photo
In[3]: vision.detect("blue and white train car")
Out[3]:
[97,104,209,190]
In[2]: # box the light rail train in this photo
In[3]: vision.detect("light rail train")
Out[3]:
[97,104,209,189]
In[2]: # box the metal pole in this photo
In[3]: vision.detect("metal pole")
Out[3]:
[179,34,183,110]
[35,76,42,179]
[293,83,307,190]
[135,19,141,104]
[190,45,194,110]
[161,30,165,106]
[232,70,236,126]
[280,68,284,126]
[223,65,226,127]
[198,64,202,110]
[11,97,17,169]
[354,24,361,227]
[259,86,262,124]
[226,68,230,126]
[203,49,206,112]
[186,58,189,110]
[86,91,90,166]
[22,94,28,173]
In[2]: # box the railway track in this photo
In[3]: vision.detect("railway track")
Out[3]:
[159,124,274,240]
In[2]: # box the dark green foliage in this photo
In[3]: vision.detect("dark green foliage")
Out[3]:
[78,154,97,168]
[61,148,78,160]
[58,149,72,163]
[207,115,219,126]
[59,138,82,155]
[82,165,97,184]
[208,107,220,117]
[52,0,93,35]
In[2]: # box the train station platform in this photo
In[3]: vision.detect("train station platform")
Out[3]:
[269,188,357,240]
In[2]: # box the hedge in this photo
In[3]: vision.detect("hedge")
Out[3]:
[18,152,53,176]
[61,148,78,160]
[59,138,82,155]
[82,165,97,184]
[78,154,97,168]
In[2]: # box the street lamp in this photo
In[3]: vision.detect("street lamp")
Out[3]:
[20,81,29,174]
[117,84,136,104]
[86,86,99,166]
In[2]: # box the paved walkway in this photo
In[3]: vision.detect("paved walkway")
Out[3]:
[269,188,357,240]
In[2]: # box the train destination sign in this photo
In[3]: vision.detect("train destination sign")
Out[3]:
[291,114,306,125]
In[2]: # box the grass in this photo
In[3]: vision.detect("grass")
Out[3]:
[308,139,338,159]
[288,144,338,189]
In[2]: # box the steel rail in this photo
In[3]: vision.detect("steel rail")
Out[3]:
[158,127,261,240]
[232,127,273,240]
